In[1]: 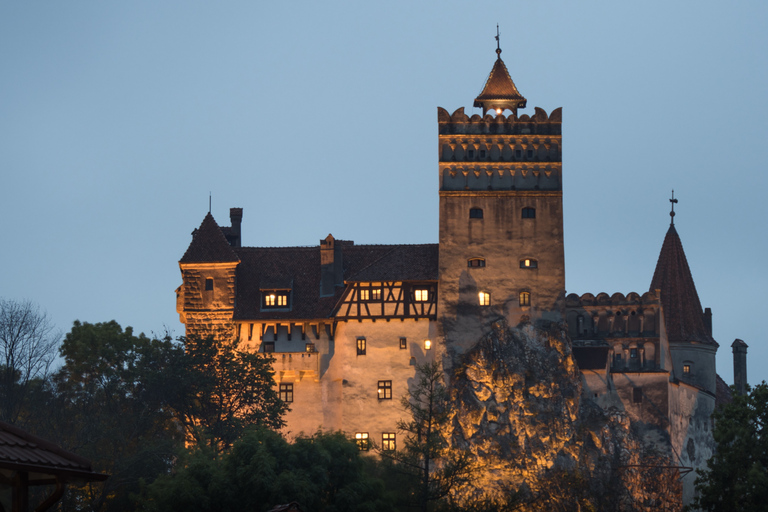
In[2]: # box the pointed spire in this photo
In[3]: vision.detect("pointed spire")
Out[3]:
[473,26,527,116]
[650,224,716,346]
[180,212,240,263]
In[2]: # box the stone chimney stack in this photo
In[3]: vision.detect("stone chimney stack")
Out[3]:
[229,208,243,247]
[731,338,748,395]
[703,307,712,336]
[320,234,343,297]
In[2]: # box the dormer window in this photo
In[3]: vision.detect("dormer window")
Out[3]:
[522,207,536,219]
[371,288,381,300]
[359,289,370,301]
[468,258,486,268]
[262,290,290,309]
[520,259,538,269]
[469,208,483,219]
[414,289,430,302]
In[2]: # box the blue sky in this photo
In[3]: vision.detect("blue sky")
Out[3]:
[1,1,766,386]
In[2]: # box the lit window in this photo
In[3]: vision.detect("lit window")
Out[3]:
[520,259,538,269]
[478,292,491,306]
[263,291,289,308]
[378,380,392,400]
[683,364,691,374]
[469,208,483,219]
[305,343,315,353]
[279,383,293,403]
[519,291,530,306]
[424,339,432,350]
[382,433,396,451]
[357,337,366,356]
[263,342,275,353]
[355,432,369,451]
[399,337,407,349]
[468,258,486,268]
[522,207,536,219]
[359,289,370,301]
[371,288,381,300]
[414,289,429,302]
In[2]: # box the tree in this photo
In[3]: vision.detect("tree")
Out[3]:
[178,333,288,452]
[688,382,768,512]
[0,298,60,424]
[390,361,474,512]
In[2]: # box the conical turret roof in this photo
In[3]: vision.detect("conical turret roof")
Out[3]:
[474,48,527,115]
[180,213,240,263]
[649,224,716,345]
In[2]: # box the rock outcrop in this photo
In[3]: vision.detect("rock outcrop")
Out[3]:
[446,319,682,511]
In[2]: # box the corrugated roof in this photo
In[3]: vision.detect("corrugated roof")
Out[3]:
[649,225,716,346]
[180,213,240,264]
[0,421,107,482]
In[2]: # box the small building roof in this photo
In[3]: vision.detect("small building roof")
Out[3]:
[473,48,527,115]
[180,213,240,264]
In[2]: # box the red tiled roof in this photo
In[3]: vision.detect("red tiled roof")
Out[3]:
[232,243,438,321]
[649,225,716,346]
[180,213,240,264]
[0,421,107,482]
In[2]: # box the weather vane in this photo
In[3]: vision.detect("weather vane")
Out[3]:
[669,190,678,224]
[495,24,501,56]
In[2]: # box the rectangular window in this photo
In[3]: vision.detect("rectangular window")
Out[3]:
[357,337,366,355]
[279,383,293,403]
[359,289,370,301]
[382,432,396,451]
[630,348,638,359]
[305,343,315,353]
[414,289,429,302]
[519,291,530,306]
[371,288,382,300]
[520,259,538,269]
[683,364,691,374]
[355,432,369,451]
[205,278,214,291]
[633,387,643,403]
[399,337,407,349]
[478,292,491,306]
[263,342,275,353]
[468,258,486,268]
[378,380,392,400]
[262,291,290,308]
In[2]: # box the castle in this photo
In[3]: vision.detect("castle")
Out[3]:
[176,41,744,507]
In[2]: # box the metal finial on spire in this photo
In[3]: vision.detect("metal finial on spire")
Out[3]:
[669,190,678,225]
[495,24,501,57]
[209,192,212,214]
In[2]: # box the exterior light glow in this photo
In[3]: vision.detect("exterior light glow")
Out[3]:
[495,108,502,115]
[424,339,432,350]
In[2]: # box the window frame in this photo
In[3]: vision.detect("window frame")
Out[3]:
[370,288,382,301]
[377,380,392,400]
[469,208,484,219]
[519,291,530,307]
[478,291,491,306]
[520,259,538,269]
[356,337,366,356]
[279,383,293,403]
[204,278,214,291]
[262,290,290,309]
[382,432,396,452]
[359,289,370,301]
[522,207,536,219]
[468,258,486,268]
[355,432,370,451]
[263,341,275,353]
[413,288,430,302]
[399,337,407,350]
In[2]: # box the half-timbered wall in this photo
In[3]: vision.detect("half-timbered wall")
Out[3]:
[335,281,437,321]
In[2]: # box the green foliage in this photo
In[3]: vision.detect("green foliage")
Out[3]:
[688,382,768,512]
[144,429,397,512]
[178,334,288,452]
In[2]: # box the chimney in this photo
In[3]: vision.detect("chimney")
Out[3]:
[320,234,343,297]
[703,307,712,336]
[229,208,243,247]
[731,339,748,396]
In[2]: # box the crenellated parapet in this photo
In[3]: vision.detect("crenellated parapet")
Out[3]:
[438,107,561,193]
[565,291,661,339]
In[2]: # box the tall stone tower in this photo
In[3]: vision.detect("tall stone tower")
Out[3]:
[437,39,564,356]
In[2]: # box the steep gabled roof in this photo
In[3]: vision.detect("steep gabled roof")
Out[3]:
[473,52,527,115]
[180,213,240,264]
[0,421,108,482]
[649,225,716,345]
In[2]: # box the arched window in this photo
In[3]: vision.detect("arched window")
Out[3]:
[469,208,483,219]
[520,258,538,269]
[519,291,530,306]
[467,258,486,268]
[522,207,536,218]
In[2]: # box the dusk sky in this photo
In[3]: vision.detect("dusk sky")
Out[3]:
[1,2,766,386]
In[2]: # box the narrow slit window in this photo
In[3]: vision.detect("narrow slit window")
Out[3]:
[357,337,366,356]
[399,337,407,349]
[520,259,538,269]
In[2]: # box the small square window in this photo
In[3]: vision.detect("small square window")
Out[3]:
[355,432,369,451]
[378,380,392,400]
[520,259,538,269]
[205,278,214,291]
[305,343,315,353]
[414,289,429,302]
[371,288,382,300]
[633,387,643,403]
[519,291,530,306]
[263,342,275,353]
[469,208,483,219]
[382,432,396,451]
[357,337,366,356]
[279,383,293,403]
[478,292,491,306]
[359,289,370,301]
[399,337,407,349]
[683,364,691,374]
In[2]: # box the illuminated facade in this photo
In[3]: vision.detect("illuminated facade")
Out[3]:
[176,42,734,506]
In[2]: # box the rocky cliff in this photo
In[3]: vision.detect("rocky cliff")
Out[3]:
[446,319,682,511]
